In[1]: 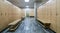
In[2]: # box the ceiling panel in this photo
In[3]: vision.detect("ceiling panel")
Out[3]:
[7,0,49,9]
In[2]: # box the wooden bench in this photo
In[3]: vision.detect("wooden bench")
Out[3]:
[37,18,51,29]
[43,23,51,29]
[8,19,21,32]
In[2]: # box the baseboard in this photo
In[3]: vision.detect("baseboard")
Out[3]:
[37,19,44,25]
[0,26,10,33]
[48,28,56,33]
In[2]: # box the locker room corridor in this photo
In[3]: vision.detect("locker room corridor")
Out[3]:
[0,0,60,33]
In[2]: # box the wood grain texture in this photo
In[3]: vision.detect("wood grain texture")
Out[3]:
[37,0,60,33]
[0,0,23,31]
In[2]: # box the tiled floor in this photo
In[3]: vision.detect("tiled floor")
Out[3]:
[2,17,54,33]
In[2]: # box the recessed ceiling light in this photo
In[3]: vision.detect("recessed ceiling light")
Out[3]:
[26,6,29,8]
[25,0,29,2]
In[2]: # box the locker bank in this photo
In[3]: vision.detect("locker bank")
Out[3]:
[0,0,60,33]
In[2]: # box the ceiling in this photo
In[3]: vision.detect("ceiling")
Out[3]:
[7,0,49,9]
